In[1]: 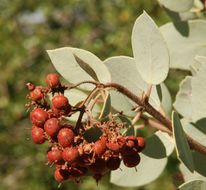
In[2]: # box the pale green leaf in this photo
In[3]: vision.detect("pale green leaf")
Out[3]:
[143,131,174,159]
[47,47,111,90]
[191,66,206,121]
[179,180,206,190]
[174,76,192,119]
[190,55,206,75]
[110,153,167,187]
[180,163,206,182]
[158,0,194,12]
[104,56,160,111]
[99,92,111,119]
[172,111,194,172]
[181,119,206,146]
[160,83,172,116]
[160,20,206,70]
[132,11,169,84]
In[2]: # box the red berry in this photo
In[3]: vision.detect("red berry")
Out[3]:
[46,73,60,88]
[93,137,107,156]
[54,168,69,182]
[30,108,48,127]
[52,95,69,110]
[44,118,61,137]
[57,128,75,148]
[125,136,137,148]
[89,159,106,174]
[52,105,71,117]
[47,147,63,164]
[27,82,35,91]
[136,137,146,151]
[106,137,125,152]
[106,156,121,170]
[123,153,140,168]
[30,87,44,101]
[62,147,79,163]
[31,127,45,144]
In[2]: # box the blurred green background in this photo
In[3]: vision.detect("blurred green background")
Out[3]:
[0,0,191,189]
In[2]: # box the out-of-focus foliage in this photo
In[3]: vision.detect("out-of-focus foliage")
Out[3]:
[0,0,194,189]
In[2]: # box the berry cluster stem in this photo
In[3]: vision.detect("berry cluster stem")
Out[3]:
[103,82,206,155]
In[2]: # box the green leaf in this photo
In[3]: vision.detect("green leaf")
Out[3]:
[172,111,194,172]
[83,127,102,143]
[99,92,111,119]
[143,131,174,159]
[104,56,160,110]
[47,47,111,89]
[160,83,172,116]
[193,151,206,177]
[181,119,206,147]
[158,0,194,12]
[132,11,169,85]
[179,180,206,190]
[191,66,206,121]
[110,153,167,187]
[190,55,206,75]
[160,20,206,70]
[179,163,206,182]
[195,118,206,134]
[156,85,162,102]
[174,76,192,119]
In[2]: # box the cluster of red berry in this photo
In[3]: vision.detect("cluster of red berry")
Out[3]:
[27,73,146,184]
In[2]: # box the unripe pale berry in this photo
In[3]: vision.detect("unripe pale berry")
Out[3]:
[44,118,61,137]
[30,87,44,101]
[46,73,60,88]
[62,147,79,163]
[30,108,48,127]
[52,95,69,110]
[31,127,45,144]
[57,128,75,148]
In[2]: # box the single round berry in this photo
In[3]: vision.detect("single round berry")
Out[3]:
[30,87,44,101]
[31,127,45,144]
[52,105,71,117]
[30,108,48,127]
[46,73,60,88]
[106,156,121,170]
[62,147,79,163]
[93,137,107,156]
[125,136,137,148]
[57,128,75,148]
[47,147,63,164]
[123,153,140,168]
[44,118,61,137]
[136,137,146,151]
[121,146,137,157]
[89,158,106,174]
[52,95,69,110]
[54,168,69,182]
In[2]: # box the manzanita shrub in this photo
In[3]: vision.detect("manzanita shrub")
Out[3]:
[26,1,206,189]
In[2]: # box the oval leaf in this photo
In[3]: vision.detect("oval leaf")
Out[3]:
[159,0,194,12]
[179,180,206,190]
[191,65,206,121]
[160,20,206,70]
[110,153,167,187]
[172,111,194,172]
[180,163,206,182]
[104,56,160,111]
[99,92,111,119]
[47,47,111,89]
[143,131,174,159]
[132,11,169,84]
[181,119,206,147]
[174,76,192,119]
